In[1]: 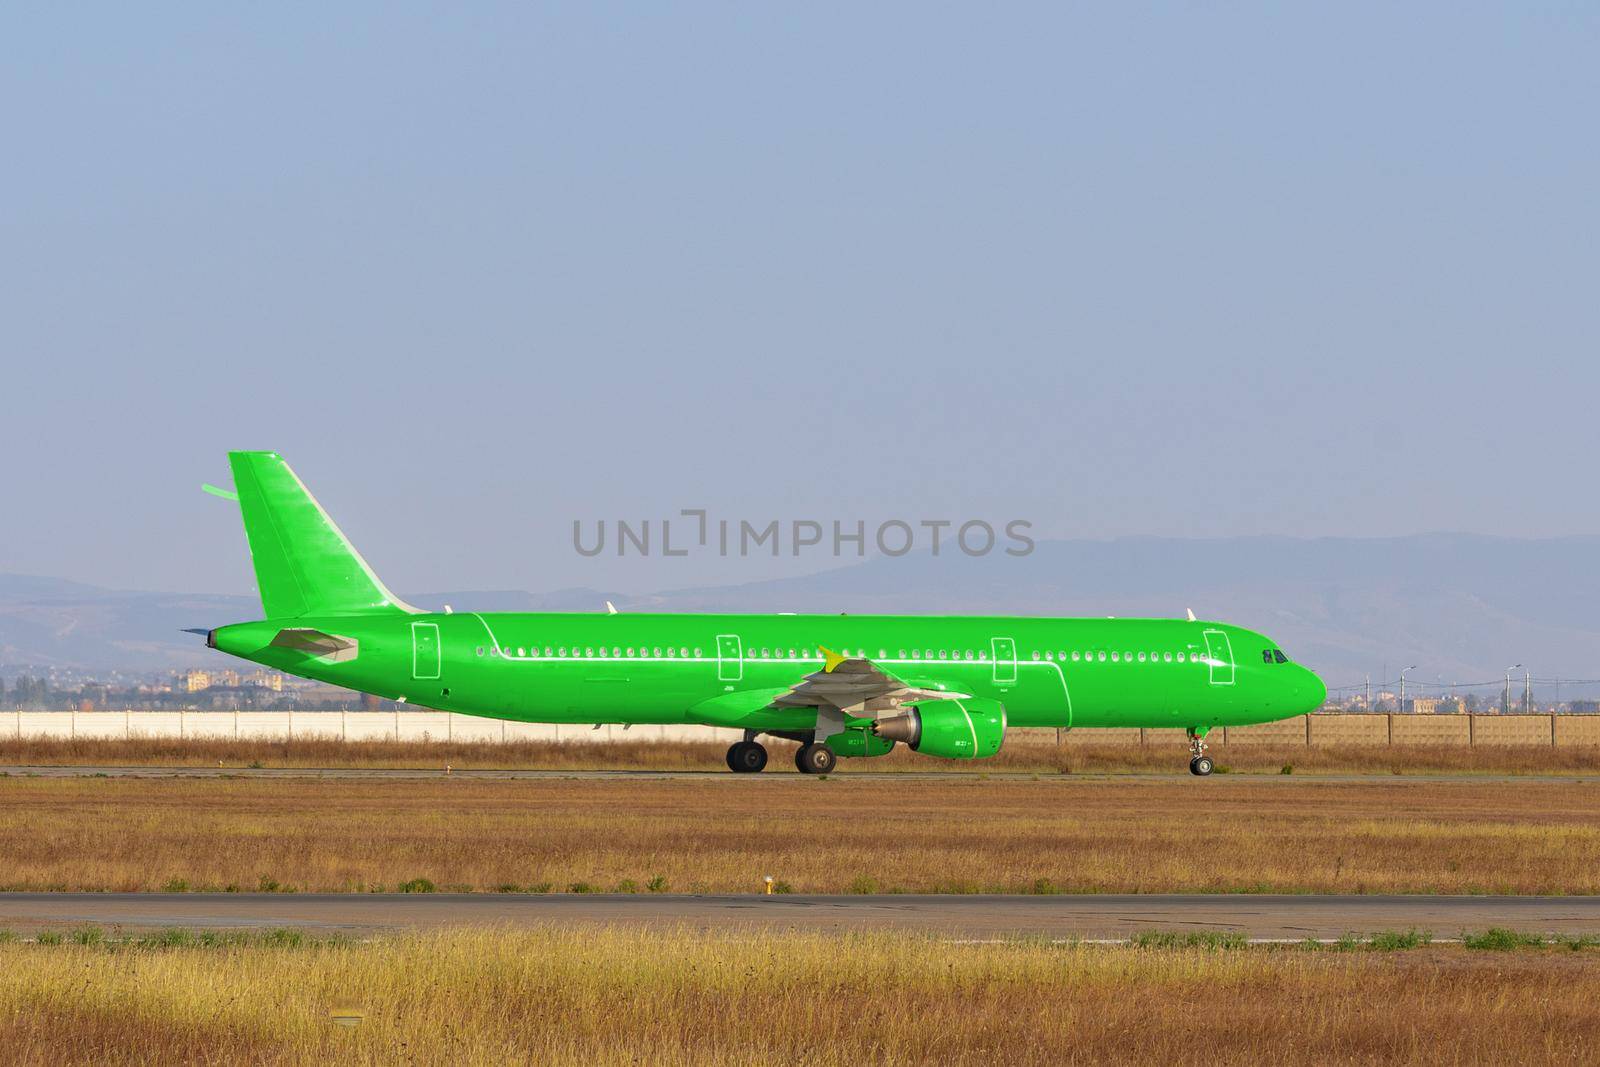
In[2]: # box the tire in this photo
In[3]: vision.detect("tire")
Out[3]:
[1192,755,1214,777]
[795,742,838,775]
[726,741,768,773]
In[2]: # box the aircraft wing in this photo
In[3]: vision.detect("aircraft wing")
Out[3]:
[771,646,968,713]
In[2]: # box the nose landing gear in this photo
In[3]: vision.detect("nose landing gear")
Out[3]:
[1187,728,1213,776]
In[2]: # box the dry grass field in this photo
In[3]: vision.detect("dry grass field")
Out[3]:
[6,734,1600,774]
[3,775,1598,894]
[1,928,1598,1065]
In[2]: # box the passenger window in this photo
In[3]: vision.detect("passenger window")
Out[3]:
[1176,652,1186,662]
[1071,651,1080,662]
[476,646,485,657]
[1110,652,1120,662]
[1137,652,1146,662]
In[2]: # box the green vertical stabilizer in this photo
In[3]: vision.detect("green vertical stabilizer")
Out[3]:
[227,451,414,619]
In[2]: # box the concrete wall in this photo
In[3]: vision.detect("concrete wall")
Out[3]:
[7,710,1600,747]
[2,710,742,744]
[1058,714,1600,747]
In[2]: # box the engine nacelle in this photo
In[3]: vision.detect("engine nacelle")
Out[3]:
[870,698,1005,759]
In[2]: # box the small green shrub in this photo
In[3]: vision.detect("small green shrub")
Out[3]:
[1464,928,1544,951]
[139,929,195,948]
[161,877,190,893]
[398,878,436,894]
[646,875,669,893]
[1131,931,1247,951]
[1552,934,1600,951]
[568,882,597,894]
[847,875,880,895]
[1367,929,1431,951]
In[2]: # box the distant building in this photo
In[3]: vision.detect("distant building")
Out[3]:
[238,669,284,691]
[176,669,211,693]
[1407,697,1442,715]
[1570,701,1600,714]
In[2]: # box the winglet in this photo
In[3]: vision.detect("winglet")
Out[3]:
[605,601,618,615]
[201,483,240,502]
[819,645,847,673]
[1186,608,1197,622]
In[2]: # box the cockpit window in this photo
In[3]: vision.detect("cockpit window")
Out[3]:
[1263,649,1290,664]
[1262,650,1274,664]
[1273,649,1288,664]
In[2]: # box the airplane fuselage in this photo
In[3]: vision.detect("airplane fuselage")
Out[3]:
[212,612,1326,734]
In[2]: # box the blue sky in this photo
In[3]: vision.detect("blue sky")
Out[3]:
[3,4,1598,595]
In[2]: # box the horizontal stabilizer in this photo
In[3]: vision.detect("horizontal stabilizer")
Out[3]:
[269,628,360,663]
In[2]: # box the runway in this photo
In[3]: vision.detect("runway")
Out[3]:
[5,893,1600,939]
[4,765,1597,784]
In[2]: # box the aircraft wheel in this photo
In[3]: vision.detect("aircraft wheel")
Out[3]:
[726,741,768,773]
[795,742,837,775]
[1190,756,1214,777]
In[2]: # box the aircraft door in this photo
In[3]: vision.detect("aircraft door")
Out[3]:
[991,637,1017,685]
[411,622,441,680]
[1202,629,1235,686]
[716,634,743,682]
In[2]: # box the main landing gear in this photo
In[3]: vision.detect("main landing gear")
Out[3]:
[1187,728,1213,777]
[794,742,838,775]
[726,739,768,773]
[726,734,838,775]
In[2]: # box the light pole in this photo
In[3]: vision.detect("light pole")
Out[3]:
[1399,665,1418,713]
[1504,664,1522,715]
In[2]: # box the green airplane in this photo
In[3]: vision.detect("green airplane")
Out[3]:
[198,452,1325,776]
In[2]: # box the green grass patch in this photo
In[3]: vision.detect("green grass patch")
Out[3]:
[1463,928,1546,951]
[1130,931,1247,951]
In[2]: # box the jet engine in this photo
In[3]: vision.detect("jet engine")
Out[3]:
[870,698,1005,759]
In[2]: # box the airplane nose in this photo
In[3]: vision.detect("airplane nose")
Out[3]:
[1298,667,1327,712]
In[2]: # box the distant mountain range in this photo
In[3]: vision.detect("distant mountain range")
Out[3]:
[6,533,1600,690]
